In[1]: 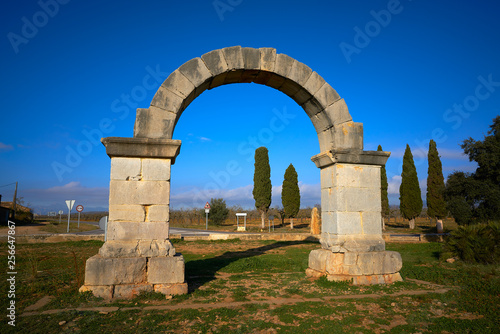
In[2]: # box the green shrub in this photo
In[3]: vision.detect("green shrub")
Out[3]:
[446,222,500,264]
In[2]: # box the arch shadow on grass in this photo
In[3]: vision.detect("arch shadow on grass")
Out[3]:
[183,238,318,293]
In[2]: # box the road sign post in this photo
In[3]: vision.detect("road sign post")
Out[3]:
[76,205,84,228]
[65,200,75,233]
[204,202,211,230]
[58,210,63,224]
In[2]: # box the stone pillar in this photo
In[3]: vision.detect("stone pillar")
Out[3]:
[80,137,188,299]
[306,150,403,284]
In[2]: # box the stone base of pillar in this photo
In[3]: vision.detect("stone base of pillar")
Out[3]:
[306,248,403,285]
[80,243,187,299]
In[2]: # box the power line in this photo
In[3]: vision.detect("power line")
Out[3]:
[0,182,17,188]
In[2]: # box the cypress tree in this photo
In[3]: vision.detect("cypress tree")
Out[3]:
[253,147,272,229]
[399,144,423,229]
[282,164,300,229]
[426,140,447,232]
[378,145,390,229]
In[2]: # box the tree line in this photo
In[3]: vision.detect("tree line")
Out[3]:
[380,115,499,229]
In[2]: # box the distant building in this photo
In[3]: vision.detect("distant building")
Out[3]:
[0,195,11,225]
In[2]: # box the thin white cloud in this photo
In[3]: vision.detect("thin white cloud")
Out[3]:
[198,137,212,142]
[0,142,14,151]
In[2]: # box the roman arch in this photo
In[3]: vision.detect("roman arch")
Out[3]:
[81,46,403,299]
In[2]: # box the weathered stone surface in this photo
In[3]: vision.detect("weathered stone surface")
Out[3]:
[324,99,352,125]
[279,79,301,97]
[114,284,153,299]
[259,47,276,72]
[103,137,181,160]
[138,239,175,257]
[110,157,141,181]
[133,107,176,139]
[316,128,334,152]
[303,71,326,96]
[154,283,188,296]
[266,73,286,90]
[274,53,295,78]
[242,47,261,70]
[79,285,113,299]
[325,273,403,285]
[146,205,170,222]
[142,158,171,181]
[148,255,185,284]
[161,70,195,99]
[287,60,313,86]
[310,111,333,133]
[99,240,139,257]
[291,88,313,106]
[84,256,146,285]
[333,121,364,150]
[253,70,274,85]
[107,221,170,241]
[109,180,170,206]
[209,72,228,89]
[222,46,244,70]
[311,207,321,235]
[178,57,212,88]
[151,86,184,113]
[302,98,324,117]
[314,83,341,109]
[223,69,244,84]
[320,234,386,253]
[308,249,328,272]
[109,204,145,222]
[201,49,229,76]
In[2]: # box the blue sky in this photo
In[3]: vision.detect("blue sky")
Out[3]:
[1,0,499,214]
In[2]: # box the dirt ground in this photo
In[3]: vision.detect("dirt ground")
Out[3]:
[0,221,56,236]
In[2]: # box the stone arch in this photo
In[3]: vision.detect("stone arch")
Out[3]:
[133,46,363,152]
[80,47,401,300]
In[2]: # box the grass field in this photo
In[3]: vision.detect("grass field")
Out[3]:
[1,239,498,333]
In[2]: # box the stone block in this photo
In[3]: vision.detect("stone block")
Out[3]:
[314,83,341,109]
[208,72,226,89]
[320,211,337,234]
[146,205,170,222]
[362,212,382,235]
[133,107,176,139]
[279,79,301,97]
[241,47,260,70]
[222,46,244,70]
[161,70,195,99]
[79,285,113,300]
[224,69,244,84]
[357,252,375,275]
[287,60,313,86]
[201,49,229,76]
[178,57,212,87]
[303,71,326,96]
[340,187,380,213]
[310,111,333,133]
[99,240,139,258]
[320,234,386,253]
[343,252,357,266]
[302,98,324,118]
[148,255,185,284]
[142,158,171,181]
[308,249,328,272]
[110,157,141,181]
[291,88,313,106]
[109,204,145,223]
[266,73,286,89]
[154,283,188,296]
[316,128,334,152]
[151,86,184,113]
[325,252,344,274]
[114,284,153,299]
[274,53,295,78]
[333,122,364,150]
[259,47,276,72]
[138,239,175,257]
[382,251,403,274]
[253,70,274,85]
[324,99,352,125]
[110,180,170,206]
[336,212,363,235]
[84,256,146,285]
[107,221,170,241]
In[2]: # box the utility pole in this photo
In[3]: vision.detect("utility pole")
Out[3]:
[10,182,18,220]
